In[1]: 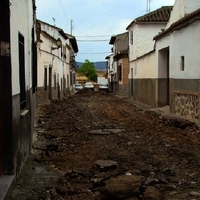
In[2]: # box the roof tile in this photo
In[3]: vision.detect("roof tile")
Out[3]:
[126,6,173,29]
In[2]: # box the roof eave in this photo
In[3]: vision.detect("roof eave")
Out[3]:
[109,36,116,44]
[70,37,79,53]
[153,8,200,41]
[126,20,136,30]
[59,30,68,40]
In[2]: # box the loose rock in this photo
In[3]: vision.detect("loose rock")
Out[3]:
[143,186,162,200]
[104,175,142,199]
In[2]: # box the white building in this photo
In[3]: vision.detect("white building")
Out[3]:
[154,0,200,120]
[105,54,114,92]
[36,20,78,105]
[126,6,172,106]
[0,0,37,195]
[108,32,129,95]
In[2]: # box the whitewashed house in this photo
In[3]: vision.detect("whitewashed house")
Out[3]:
[154,0,200,120]
[126,6,172,106]
[66,33,79,93]
[109,32,129,95]
[0,0,37,194]
[36,20,78,105]
[105,54,114,92]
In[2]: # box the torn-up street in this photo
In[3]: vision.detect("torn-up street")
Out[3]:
[8,91,200,200]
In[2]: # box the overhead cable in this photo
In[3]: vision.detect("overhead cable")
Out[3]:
[78,52,111,54]
[77,39,109,42]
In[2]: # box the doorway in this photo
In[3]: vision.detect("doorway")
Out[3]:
[158,47,170,106]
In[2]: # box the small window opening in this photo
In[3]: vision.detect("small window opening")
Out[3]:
[181,56,185,71]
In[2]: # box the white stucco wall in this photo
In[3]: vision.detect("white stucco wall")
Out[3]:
[155,35,170,79]
[156,20,200,79]
[10,0,34,96]
[38,22,71,91]
[108,54,113,71]
[155,35,169,52]
[170,20,200,79]
[129,23,166,62]
[106,54,113,82]
[166,0,200,28]
[129,25,137,62]
[129,51,156,79]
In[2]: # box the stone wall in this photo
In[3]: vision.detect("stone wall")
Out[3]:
[172,79,200,120]
[174,91,199,120]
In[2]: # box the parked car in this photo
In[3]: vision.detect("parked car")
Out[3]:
[99,83,108,91]
[84,82,94,91]
[75,83,83,91]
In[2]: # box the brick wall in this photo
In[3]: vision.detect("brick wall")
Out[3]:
[122,57,129,86]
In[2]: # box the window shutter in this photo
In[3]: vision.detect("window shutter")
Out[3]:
[130,30,133,45]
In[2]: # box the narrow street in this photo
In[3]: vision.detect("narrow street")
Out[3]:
[8,91,200,200]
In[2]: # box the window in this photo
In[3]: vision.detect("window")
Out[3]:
[18,33,26,110]
[130,30,133,45]
[44,67,47,90]
[180,56,185,71]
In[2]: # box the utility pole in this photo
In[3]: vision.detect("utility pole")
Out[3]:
[70,19,74,35]
[146,0,152,13]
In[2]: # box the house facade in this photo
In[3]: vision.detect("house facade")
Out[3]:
[126,6,172,106]
[66,33,79,93]
[0,0,37,181]
[105,54,114,92]
[109,32,129,95]
[36,20,78,105]
[154,0,200,120]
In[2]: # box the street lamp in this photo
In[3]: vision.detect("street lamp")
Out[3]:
[51,38,62,50]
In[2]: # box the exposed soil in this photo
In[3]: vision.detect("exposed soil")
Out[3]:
[8,91,200,200]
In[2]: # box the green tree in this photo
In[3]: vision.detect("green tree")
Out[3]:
[78,59,97,82]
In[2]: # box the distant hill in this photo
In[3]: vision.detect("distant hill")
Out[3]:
[76,61,107,71]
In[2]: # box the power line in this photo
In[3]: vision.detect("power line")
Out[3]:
[78,52,111,54]
[75,35,114,37]
[58,0,68,20]
[55,0,117,39]
[74,28,101,39]
[77,39,109,42]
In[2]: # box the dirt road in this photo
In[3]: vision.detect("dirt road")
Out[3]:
[8,91,200,200]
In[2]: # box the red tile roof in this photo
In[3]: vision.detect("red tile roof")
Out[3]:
[126,6,172,30]
[154,8,200,40]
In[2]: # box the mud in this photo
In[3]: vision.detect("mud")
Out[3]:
[8,91,200,200]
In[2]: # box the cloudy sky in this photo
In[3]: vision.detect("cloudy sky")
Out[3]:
[36,0,175,62]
